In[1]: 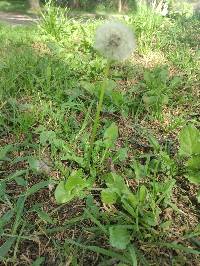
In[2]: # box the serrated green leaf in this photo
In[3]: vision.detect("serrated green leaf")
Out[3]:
[179,125,200,156]
[109,226,131,250]
[101,188,118,204]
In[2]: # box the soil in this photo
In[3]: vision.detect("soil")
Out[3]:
[0,11,38,25]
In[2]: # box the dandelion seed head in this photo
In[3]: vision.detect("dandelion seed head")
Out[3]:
[35,160,51,174]
[94,21,136,61]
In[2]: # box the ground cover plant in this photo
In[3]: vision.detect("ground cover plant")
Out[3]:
[0,1,200,265]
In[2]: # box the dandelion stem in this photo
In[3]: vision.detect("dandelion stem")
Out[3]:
[87,62,110,166]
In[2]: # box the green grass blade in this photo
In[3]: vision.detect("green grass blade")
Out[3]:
[65,239,131,264]
[84,209,108,235]
[12,195,26,234]
[0,209,15,229]
[128,245,137,266]
[25,180,50,197]
[159,242,200,255]
[0,237,16,260]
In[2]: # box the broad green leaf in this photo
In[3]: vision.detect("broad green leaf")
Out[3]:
[186,172,200,184]
[143,212,158,226]
[104,173,129,195]
[104,79,117,94]
[61,154,85,168]
[143,95,158,105]
[187,156,200,170]
[179,125,200,156]
[109,226,131,250]
[131,160,146,180]
[101,188,118,204]
[39,130,56,146]
[122,197,137,219]
[148,135,160,152]
[160,220,172,230]
[111,91,125,107]
[80,81,96,96]
[126,193,138,208]
[0,237,16,260]
[103,123,118,147]
[55,181,69,204]
[139,185,147,203]
[114,148,128,162]
[55,170,88,204]
[64,170,86,191]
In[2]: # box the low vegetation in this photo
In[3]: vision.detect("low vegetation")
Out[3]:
[0,1,200,265]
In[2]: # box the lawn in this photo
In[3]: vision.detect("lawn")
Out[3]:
[0,2,200,265]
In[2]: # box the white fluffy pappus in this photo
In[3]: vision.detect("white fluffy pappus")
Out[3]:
[94,21,136,61]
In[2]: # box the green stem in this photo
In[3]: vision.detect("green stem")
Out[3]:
[87,62,110,166]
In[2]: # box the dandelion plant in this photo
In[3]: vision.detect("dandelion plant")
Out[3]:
[88,21,136,165]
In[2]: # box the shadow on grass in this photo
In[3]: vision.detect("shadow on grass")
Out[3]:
[0,0,29,13]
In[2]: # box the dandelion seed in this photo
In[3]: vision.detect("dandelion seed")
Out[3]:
[30,159,51,175]
[94,21,136,61]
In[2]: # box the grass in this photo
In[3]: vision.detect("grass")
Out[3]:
[0,3,200,265]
